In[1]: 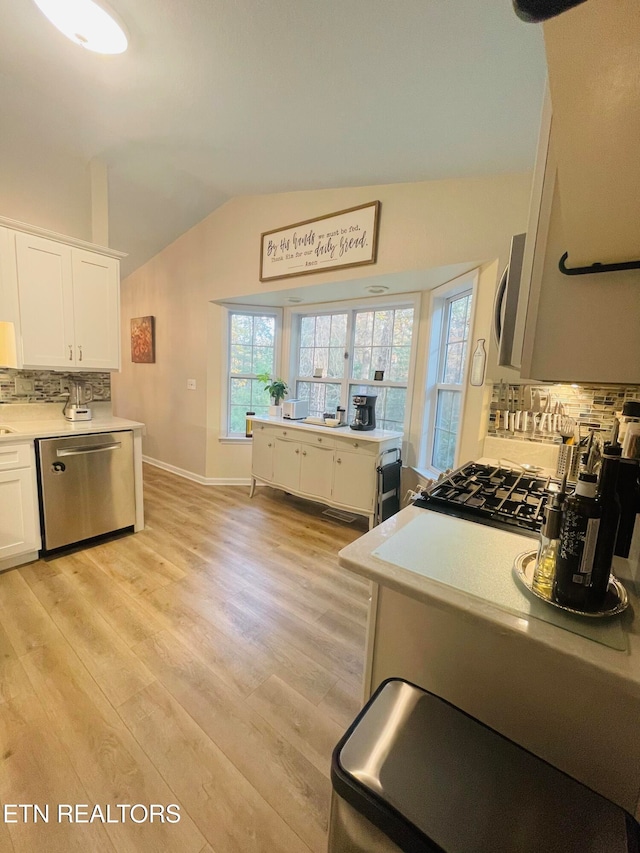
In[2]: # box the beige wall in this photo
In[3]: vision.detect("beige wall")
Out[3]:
[0,128,92,241]
[113,173,533,480]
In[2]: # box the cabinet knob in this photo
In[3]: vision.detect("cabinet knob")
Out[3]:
[353,442,359,448]
[78,345,83,362]
[318,437,322,443]
[68,345,73,361]
[295,448,299,454]
[336,457,342,464]
[267,442,272,447]
[302,450,307,456]
[283,431,287,436]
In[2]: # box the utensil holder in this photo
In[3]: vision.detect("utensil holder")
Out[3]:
[556,444,580,482]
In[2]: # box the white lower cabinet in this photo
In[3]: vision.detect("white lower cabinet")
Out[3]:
[251,428,274,482]
[333,450,376,512]
[250,420,402,526]
[273,438,301,492]
[300,444,334,500]
[0,443,40,565]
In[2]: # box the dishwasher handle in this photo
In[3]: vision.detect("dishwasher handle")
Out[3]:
[56,442,121,458]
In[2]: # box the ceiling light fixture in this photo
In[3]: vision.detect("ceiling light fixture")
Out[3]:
[285,296,303,304]
[33,0,128,54]
[366,285,389,295]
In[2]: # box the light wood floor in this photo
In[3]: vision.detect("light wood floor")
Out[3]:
[0,464,370,853]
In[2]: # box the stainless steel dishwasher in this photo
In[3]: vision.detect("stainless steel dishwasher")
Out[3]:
[37,431,135,552]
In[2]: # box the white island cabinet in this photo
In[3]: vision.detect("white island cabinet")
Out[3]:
[339,505,640,820]
[250,417,402,528]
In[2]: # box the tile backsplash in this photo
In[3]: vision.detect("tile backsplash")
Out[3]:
[487,382,640,444]
[0,370,111,404]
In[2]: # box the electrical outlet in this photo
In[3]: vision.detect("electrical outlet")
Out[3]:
[14,377,35,395]
[60,378,70,394]
[187,379,197,391]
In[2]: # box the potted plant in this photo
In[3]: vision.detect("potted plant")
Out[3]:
[257,373,288,417]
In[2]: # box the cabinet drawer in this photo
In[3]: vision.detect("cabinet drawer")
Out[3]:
[0,442,32,471]
[334,436,378,455]
[299,432,336,449]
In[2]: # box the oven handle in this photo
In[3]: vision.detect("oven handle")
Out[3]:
[56,443,120,457]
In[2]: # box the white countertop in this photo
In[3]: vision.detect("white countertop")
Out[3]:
[252,414,402,443]
[0,414,145,443]
[339,505,640,693]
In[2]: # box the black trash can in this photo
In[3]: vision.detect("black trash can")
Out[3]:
[329,678,640,853]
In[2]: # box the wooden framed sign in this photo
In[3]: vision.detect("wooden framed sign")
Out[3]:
[260,201,380,282]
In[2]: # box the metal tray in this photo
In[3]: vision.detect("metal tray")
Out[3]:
[514,550,628,618]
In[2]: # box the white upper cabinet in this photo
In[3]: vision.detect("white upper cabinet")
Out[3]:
[71,249,120,369]
[0,220,123,371]
[15,232,75,369]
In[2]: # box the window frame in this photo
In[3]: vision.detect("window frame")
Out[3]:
[421,273,478,475]
[286,292,420,433]
[220,305,282,441]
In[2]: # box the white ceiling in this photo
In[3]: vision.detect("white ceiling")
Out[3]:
[0,1,546,275]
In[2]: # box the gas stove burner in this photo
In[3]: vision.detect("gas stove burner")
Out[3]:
[418,461,562,537]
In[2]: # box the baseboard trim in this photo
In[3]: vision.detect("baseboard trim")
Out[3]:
[142,455,251,487]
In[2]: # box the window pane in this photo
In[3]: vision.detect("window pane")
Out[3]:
[389,346,411,382]
[313,347,329,375]
[231,314,252,345]
[393,308,414,346]
[297,381,341,418]
[254,315,275,347]
[371,346,391,375]
[330,314,348,348]
[352,347,372,381]
[373,311,393,346]
[230,344,252,374]
[252,346,274,375]
[432,428,456,471]
[230,378,252,407]
[315,315,331,347]
[354,312,373,346]
[443,342,464,384]
[328,347,344,378]
[300,316,315,347]
[230,407,247,434]
[299,347,314,376]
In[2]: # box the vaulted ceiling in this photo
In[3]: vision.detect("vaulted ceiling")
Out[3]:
[0,0,546,274]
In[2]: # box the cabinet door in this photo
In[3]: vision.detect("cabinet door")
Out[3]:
[333,450,376,511]
[252,429,275,481]
[72,249,120,369]
[0,467,39,558]
[273,438,301,492]
[299,444,334,500]
[15,232,74,368]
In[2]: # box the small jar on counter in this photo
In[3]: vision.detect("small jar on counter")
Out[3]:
[245,411,255,438]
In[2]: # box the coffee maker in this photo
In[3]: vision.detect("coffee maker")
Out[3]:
[63,377,93,421]
[350,394,377,431]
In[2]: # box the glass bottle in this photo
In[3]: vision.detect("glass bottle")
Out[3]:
[589,444,621,610]
[554,472,602,610]
[469,339,487,387]
[532,492,563,599]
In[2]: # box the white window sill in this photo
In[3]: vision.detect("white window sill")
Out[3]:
[219,436,252,444]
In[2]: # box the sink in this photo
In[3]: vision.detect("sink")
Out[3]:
[0,426,16,434]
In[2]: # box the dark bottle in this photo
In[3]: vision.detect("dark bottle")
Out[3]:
[554,472,602,610]
[614,458,640,558]
[588,445,621,611]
